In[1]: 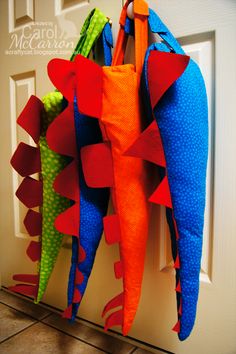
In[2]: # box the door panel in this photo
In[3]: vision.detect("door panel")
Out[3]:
[1,1,236,354]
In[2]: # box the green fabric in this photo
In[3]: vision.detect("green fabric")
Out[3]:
[70,8,108,60]
[35,9,108,302]
[36,92,70,302]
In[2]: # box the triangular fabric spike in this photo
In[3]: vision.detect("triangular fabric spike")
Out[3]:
[10,143,41,177]
[148,51,190,110]
[46,104,77,157]
[104,309,123,331]
[13,274,39,284]
[73,288,82,303]
[81,143,114,188]
[9,284,38,297]
[54,160,79,202]
[174,254,180,269]
[17,95,43,144]
[175,280,181,293]
[62,304,73,319]
[114,261,124,279]
[54,203,80,236]
[173,216,180,240]
[103,215,121,245]
[75,269,84,285]
[47,59,75,102]
[75,55,103,119]
[124,120,166,167]
[24,210,42,236]
[78,246,86,263]
[16,177,43,208]
[149,175,172,208]
[102,292,124,318]
[172,320,181,333]
[26,241,41,262]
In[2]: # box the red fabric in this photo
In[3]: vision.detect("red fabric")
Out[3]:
[149,176,172,208]
[54,203,80,236]
[46,104,77,157]
[26,241,41,262]
[102,292,124,318]
[104,309,123,331]
[75,269,84,285]
[54,161,79,202]
[172,320,181,333]
[78,246,86,262]
[103,215,121,245]
[174,254,180,269]
[62,304,73,319]
[24,210,42,236]
[73,288,82,303]
[17,95,43,144]
[75,55,103,119]
[10,143,41,177]
[124,120,166,167]
[9,284,38,297]
[114,261,124,279]
[47,59,75,102]
[13,274,39,284]
[148,51,190,110]
[81,143,114,188]
[175,280,181,293]
[16,177,43,208]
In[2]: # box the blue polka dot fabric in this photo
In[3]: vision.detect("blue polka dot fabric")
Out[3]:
[142,10,208,341]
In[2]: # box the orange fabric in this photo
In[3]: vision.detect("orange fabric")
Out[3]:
[101,0,150,335]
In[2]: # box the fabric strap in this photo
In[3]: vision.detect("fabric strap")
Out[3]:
[112,0,149,74]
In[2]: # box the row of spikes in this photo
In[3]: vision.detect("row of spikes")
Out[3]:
[81,139,125,332]
[9,95,44,299]
[124,50,190,333]
[46,101,86,318]
[46,54,125,326]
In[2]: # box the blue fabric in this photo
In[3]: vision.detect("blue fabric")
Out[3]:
[68,98,109,320]
[102,22,113,66]
[142,14,208,341]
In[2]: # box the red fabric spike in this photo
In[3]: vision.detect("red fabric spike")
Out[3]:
[102,292,124,318]
[16,177,43,208]
[78,246,86,263]
[174,254,180,269]
[114,261,124,279]
[104,309,123,331]
[81,143,114,188]
[148,51,190,110]
[149,176,172,208]
[11,143,41,177]
[54,203,80,236]
[24,210,42,236]
[54,161,79,202]
[26,241,41,262]
[175,280,181,293]
[17,95,43,144]
[172,320,181,333]
[73,288,82,303]
[124,120,166,167]
[75,55,103,119]
[46,103,77,157]
[178,301,182,315]
[13,274,39,284]
[62,304,73,319]
[47,59,75,102]
[103,215,121,245]
[75,269,84,285]
[9,284,38,297]
[173,216,180,240]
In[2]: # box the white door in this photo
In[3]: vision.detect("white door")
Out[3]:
[1,1,236,354]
